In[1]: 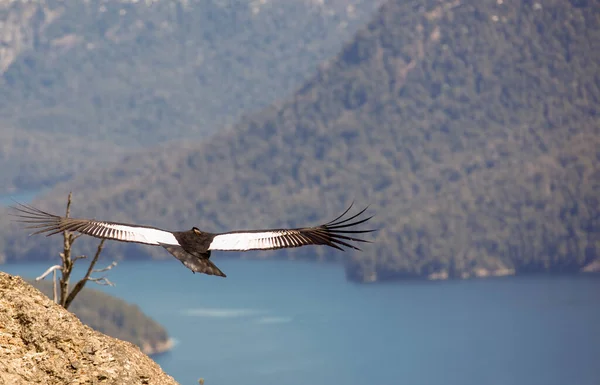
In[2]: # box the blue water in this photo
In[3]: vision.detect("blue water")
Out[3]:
[3,260,600,385]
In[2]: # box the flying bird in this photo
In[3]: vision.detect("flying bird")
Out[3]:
[12,203,375,278]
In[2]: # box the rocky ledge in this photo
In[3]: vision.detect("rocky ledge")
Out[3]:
[0,271,179,385]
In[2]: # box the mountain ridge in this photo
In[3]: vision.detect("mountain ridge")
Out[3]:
[2,0,599,282]
[0,0,383,192]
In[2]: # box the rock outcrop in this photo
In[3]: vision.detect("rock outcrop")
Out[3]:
[0,271,179,385]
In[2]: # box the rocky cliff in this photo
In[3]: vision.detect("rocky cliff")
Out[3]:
[0,271,179,385]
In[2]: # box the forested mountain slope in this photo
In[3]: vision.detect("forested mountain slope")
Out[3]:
[0,0,382,192]
[2,0,599,282]
[0,126,126,192]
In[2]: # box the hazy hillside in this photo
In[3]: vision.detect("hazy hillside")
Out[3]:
[29,279,172,356]
[0,125,127,193]
[1,0,382,141]
[2,0,599,282]
[0,0,382,192]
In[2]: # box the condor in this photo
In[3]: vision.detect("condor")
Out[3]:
[12,203,375,278]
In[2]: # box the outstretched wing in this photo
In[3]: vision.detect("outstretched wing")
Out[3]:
[10,203,179,246]
[208,204,375,252]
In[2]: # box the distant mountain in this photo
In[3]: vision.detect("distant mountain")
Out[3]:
[2,0,599,282]
[0,0,382,191]
[0,125,126,193]
[1,0,382,142]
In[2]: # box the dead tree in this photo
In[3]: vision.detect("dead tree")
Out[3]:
[36,192,116,310]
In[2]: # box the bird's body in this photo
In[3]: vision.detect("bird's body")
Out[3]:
[12,203,374,277]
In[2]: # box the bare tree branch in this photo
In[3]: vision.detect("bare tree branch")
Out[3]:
[59,192,74,307]
[64,238,106,309]
[92,261,118,274]
[36,193,117,310]
[36,264,63,304]
[88,276,116,286]
[73,255,88,262]
[36,265,62,281]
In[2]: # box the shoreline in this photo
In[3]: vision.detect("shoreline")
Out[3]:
[3,258,600,285]
[143,337,175,357]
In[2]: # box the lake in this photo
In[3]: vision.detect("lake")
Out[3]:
[2,259,599,385]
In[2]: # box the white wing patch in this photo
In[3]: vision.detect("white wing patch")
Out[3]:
[208,230,304,251]
[86,222,179,246]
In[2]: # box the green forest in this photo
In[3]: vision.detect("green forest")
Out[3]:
[1,0,599,282]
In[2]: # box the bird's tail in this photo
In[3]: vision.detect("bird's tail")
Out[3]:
[160,244,227,277]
